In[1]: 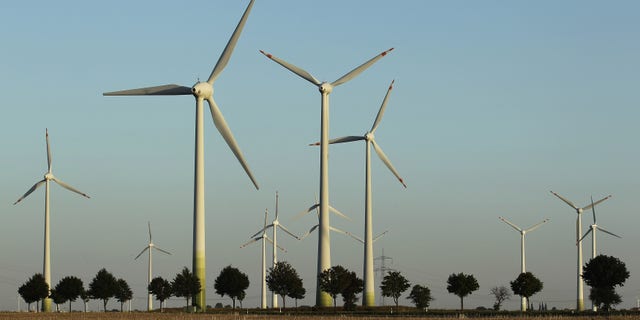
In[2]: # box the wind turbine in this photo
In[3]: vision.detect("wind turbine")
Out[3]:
[134,222,171,312]
[13,129,90,312]
[240,208,286,309]
[247,192,299,308]
[261,47,393,306]
[315,79,405,306]
[578,197,621,312]
[104,0,257,311]
[498,216,549,311]
[550,191,611,311]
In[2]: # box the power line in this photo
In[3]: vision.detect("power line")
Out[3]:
[374,248,394,306]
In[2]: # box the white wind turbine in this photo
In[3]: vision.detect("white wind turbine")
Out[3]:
[134,222,171,312]
[104,0,257,311]
[261,47,393,306]
[578,197,621,312]
[550,191,611,311]
[240,208,286,309]
[317,79,405,306]
[498,216,549,311]
[13,129,90,312]
[247,192,298,308]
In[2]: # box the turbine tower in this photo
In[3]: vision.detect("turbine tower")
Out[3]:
[578,197,621,312]
[104,0,257,311]
[498,216,549,311]
[318,80,405,306]
[261,47,393,306]
[134,222,171,311]
[550,191,611,311]
[13,129,90,312]
[241,208,285,309]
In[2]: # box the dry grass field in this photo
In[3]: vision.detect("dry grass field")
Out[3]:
[1,313,639,320]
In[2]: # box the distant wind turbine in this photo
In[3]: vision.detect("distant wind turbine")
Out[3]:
[13,129,90,312]
[104,0,257,311]
[498,216,549,311]
[261,47,392,306]
[550,191,611,311]
[134,222,171,312]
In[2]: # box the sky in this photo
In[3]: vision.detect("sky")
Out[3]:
[1,0,639,312]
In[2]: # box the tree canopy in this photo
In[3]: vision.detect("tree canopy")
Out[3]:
[446,272,479,311]
[510,272,543,303]
[266,261,302,309]
[582,255,630,311]
[489,285,511,311]
[318,265,350,309]
[214,265,250,309]
[408,284,433,310]
[54,276,84,312]
[18,273,49,312]
[172,267,201,310]
[380,271,411,308]
[114,278,133,312]
[89,268,119,312]
[149,276,173,312]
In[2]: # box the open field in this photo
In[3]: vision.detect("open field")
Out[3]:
[1,313,640,320]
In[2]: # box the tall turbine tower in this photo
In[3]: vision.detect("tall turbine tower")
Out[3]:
[550,191,611,311]
[134,222,171,311]
[318,80,406,306]
[13,129,90,312]
[104,0,257,311]
[578,197,621,311]
[261,48,393,306]
[498,216,549,311]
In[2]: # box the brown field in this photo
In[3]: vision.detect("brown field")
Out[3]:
[0,313,639,320]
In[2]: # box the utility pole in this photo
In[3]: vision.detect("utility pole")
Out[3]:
[374,248,394,306]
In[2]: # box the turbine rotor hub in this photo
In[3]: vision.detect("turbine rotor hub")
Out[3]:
[44,173,53,180]
[365,132,374,141]
[319,82,333,94]
[191,82,213,99]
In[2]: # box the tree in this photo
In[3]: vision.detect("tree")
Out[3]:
[318,265,350,309]
[115,278,133,312]
[290,278,306,308]
[489,285,511,311]
[408,284,433,310]
[54,276,84,312]
[446,272,479,311]
[149,276,173,312]
[80,288,90,312]
[214,265,250,309]
[510,272,543,311]
[266,261,302,309]
[18,273,49,312]
[341,271,363,311]
[582,255,630,311]
[380,271,411,308]
[50,289,66,312]
[89,268,119,312]
[172,267,201,310]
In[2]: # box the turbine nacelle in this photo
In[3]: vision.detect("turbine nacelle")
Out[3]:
[319,82,333,94]
[44,173,54,181]
[191,82,213,99]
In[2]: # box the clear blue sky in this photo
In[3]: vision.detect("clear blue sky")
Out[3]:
[1,0,639,311]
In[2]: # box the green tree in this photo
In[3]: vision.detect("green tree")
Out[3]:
[290,277,306,308]
[510,272,543,311]
[489,285,511,311]
[18,273,49,312]
[50,289,66,312]
[408,284,433,310]
[115,278,133,312]
[80,288,90,312]
[149,276,172,312]
[318,265,349,309]
[446,272,479,311]
[54,276,84,312]
[582,255,630,311]
[266,261,301,309]
[172,267,201,310]
[341,271,363,311]
[214,265,250,309]
[88,268,119,312]
[380,271,411,308]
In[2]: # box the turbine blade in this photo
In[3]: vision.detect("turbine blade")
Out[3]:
[329,226,363,244]
[591,196,597,224]
[154,246,172,255]
[264,236,286,252]
[309,136,365,146]
[207,0,255,84]
[373,230,389,242]
[300,225,319,240]
[275,243,287,253]
[525,218,550,233]
[292,203,319,221]
[103,84,192,96]
[370,80,395,133]
[250,224,273,238]
[371,140,406,188]
[260,50,321,86]
[206,98,259,190]
[331,48,394,87]
[582,195,612,212]
[498,216,522,232]
[263,209,268,227]
[46,129,52,172]
[597,227,622,239]
[240,236,262,248]
[148,221,152,242]
[550,191,578,210]
[577,229,592,244]
[329,205,351,221]
[13,179,46,205]
[134,246,150,260]
[278,224,300,240]
[51,177,90,199]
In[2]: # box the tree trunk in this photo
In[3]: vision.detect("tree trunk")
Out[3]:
[460,296,464,311]
[120,301,124,312]
[103,299,108,312]
[232,298,236,309]
[281,296,286,309]
[69,300,72,313]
